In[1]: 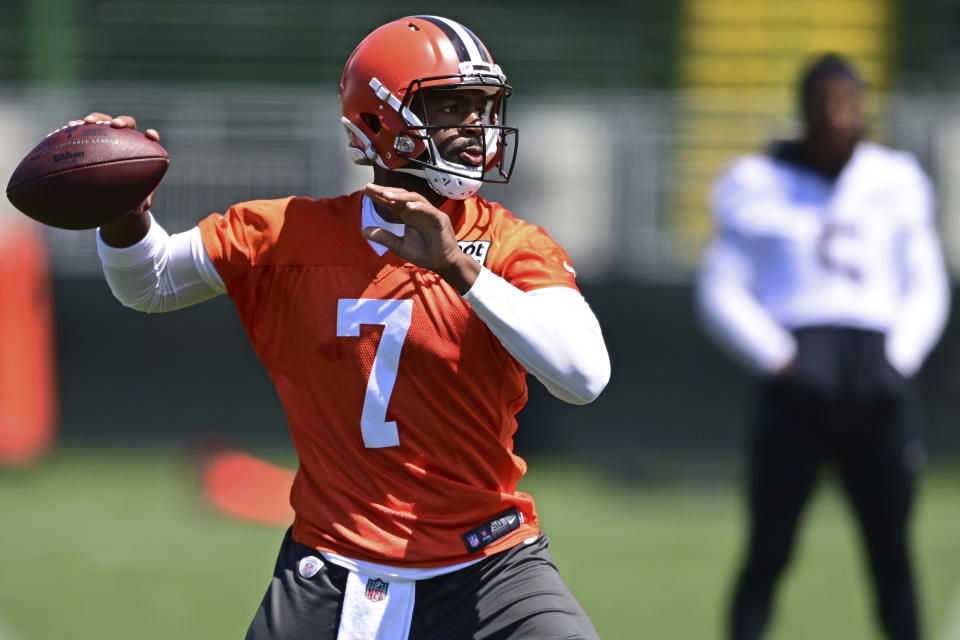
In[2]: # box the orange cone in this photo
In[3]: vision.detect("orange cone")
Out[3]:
[201,449,295,525]
[0,225,57,467]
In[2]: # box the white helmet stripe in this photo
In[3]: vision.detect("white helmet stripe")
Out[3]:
[414,15,488,63]
[369,77,425,132]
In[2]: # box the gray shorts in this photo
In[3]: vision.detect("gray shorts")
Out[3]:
[246,528,599,640]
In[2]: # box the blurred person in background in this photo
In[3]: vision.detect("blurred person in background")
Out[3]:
[697,53,950,640]
[67,15,609,640]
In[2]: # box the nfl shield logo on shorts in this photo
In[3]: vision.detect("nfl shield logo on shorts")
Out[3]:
[365,577,389,602]
[297,555,323,579]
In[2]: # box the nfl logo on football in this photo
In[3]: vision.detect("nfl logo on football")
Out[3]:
[365,577,389,602]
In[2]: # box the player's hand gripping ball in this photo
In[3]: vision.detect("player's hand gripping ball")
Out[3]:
[5,123,169,230]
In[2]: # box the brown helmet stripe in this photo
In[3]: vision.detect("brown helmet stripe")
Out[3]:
[411,15,491,64]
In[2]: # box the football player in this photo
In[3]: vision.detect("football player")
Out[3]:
[697,54,949,640]
[74,15,610,640]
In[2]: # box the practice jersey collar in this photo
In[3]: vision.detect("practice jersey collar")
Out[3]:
[361,195,406,257]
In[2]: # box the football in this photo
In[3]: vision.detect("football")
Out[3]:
[5,124,169,230]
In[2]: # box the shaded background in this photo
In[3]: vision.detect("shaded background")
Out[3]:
[2,0,959,459]
[2,1,960,638]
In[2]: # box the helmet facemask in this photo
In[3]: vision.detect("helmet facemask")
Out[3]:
[394,72,517,199]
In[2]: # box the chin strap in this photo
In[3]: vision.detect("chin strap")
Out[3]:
[394,166,481,200]
[425,166,482,200]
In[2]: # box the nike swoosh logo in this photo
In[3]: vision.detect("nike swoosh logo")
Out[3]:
[563,261,577,276]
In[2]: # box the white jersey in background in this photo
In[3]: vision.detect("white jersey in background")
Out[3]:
[697,141,950,378]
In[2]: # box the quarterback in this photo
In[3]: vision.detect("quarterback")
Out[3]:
[77,15,609,640]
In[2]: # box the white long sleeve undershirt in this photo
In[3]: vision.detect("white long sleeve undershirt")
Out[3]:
[464,269,609,404]
[97,213,225,311]
[97,214,610,404]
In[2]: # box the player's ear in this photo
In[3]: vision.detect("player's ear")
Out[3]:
[361,113,381,133]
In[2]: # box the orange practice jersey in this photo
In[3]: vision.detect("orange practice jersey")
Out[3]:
[199,191,578,566]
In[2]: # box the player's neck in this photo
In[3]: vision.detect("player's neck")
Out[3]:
[371,167,447,223]
[797,136,858,179]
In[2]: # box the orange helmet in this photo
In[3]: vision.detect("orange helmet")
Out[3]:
[339,16,517,199]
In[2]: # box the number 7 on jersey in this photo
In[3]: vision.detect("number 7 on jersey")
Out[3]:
[336,299,413,448]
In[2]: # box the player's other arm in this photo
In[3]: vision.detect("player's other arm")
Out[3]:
[885,155,951,377]
[696,234,795,376]
[98,219,225,312]
[76,113,226,312]
[463,271,610,405]
[695,167,796,376]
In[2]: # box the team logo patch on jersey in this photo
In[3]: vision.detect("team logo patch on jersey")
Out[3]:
[461,507,523,553]
[297,555,324,579]
[458,240,491,267]
[365,577,389,602]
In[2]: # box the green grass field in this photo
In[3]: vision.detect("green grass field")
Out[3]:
[1,447,958,639]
